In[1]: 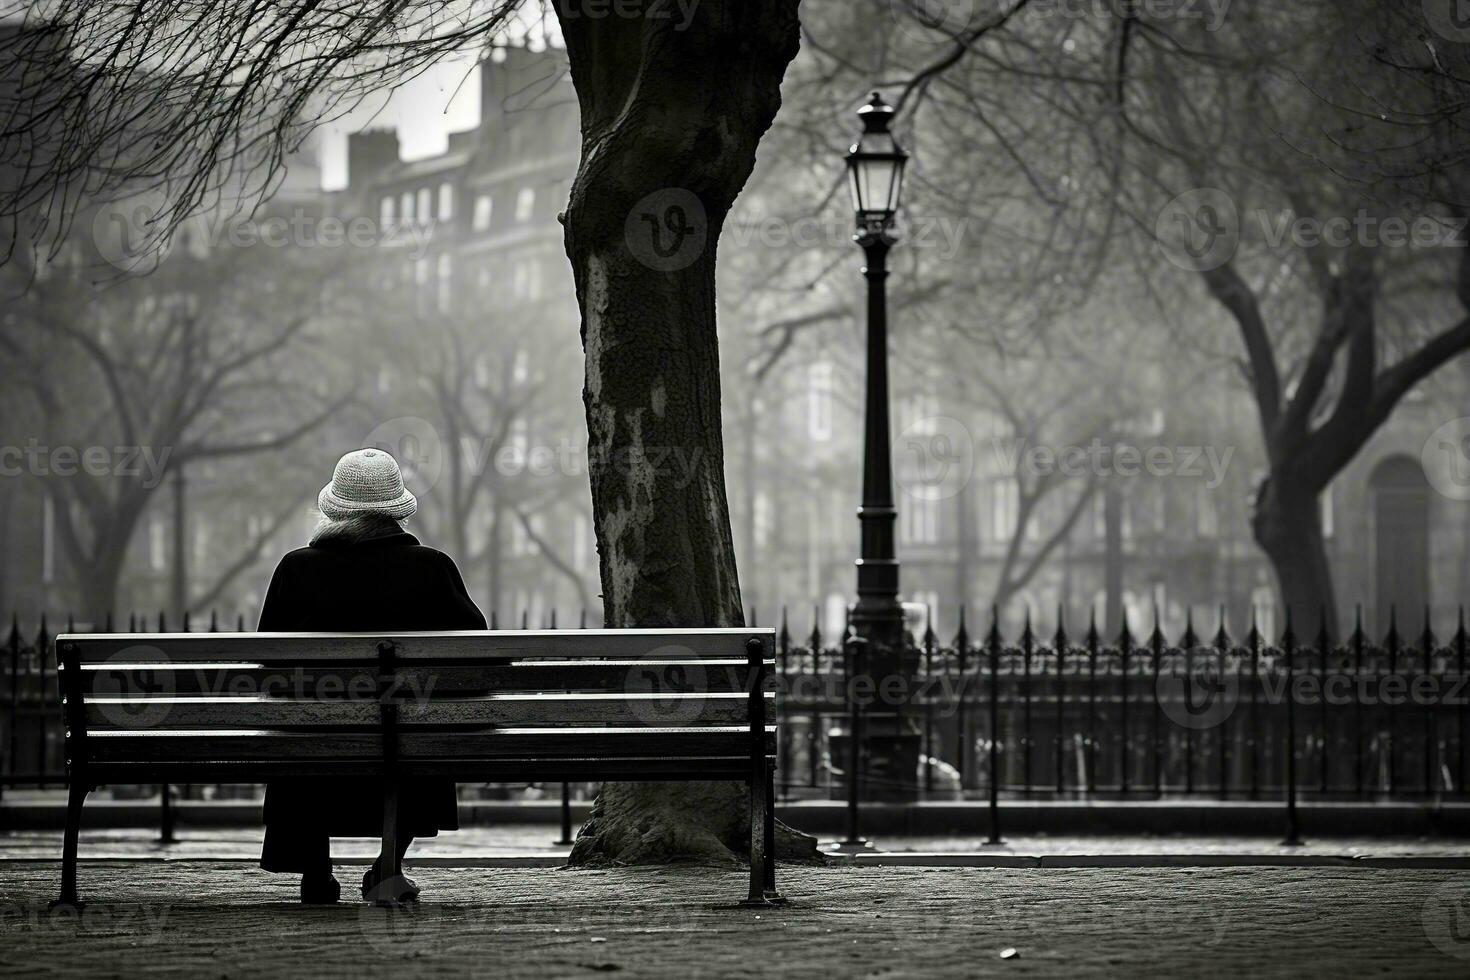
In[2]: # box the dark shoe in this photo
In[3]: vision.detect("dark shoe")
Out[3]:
[300,874,340,905]
[362,866,420,904]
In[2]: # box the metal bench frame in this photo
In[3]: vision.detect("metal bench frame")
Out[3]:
[52,629,782,908]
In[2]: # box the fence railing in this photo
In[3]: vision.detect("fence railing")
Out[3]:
[3,605,1467,811]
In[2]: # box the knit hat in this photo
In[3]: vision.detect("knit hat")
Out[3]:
[317,449,417,520]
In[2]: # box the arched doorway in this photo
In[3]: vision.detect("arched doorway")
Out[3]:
[1369,456,1430,635]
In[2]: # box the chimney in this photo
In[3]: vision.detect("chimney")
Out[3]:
[346,129,400,190]
[479,45,565,121]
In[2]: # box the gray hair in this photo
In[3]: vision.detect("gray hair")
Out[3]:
[310,511,407,545]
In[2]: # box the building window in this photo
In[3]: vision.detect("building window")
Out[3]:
[149,518,166,572]
[903,494,939,545]
[417,187,432,224]
[992,479,1018,542]
[1197,485,1218,538]
[1321,489,1334,538]
[515,187,535,222]
[193,519,210,567]
[436,253,452,313]
[573,514,591,570]
[377,365,392,393]
[41,494,54,585]
[473,195,493,231]
[438,182,454,221]
[380,196,395,227]
[808,361,833,441]
[400,191,414,224]
[513,260,532,299]
[512,348,530,384]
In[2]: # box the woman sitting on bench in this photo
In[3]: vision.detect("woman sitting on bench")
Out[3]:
[257,448,487,904]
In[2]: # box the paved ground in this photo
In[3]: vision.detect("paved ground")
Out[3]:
[3,861,1470,977]
[3,826,1470,864]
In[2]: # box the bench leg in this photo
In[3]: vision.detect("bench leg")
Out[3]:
[763,765,785,904]
[374,778,402,907]
[741,762,772,907]
[51,781,87,910]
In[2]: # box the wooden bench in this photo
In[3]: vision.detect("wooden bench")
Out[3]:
[53,628,781,907]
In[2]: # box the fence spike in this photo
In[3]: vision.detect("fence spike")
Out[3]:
[1118,608,1133,648]
[10,613,21,649]
[1421,604,1434,652]
[1180,606,1197,650]
[810,605,823,651]
[1385,604,1400,650]
[36,614,48,651]
[750,606,757,628]
[1350,604,1365,646]
[158,611,167,633]
[954,605,970,653]
[1281,606,1296,648]
[923,605,936,647]
[579,608,587,629]
[182,611,191,633]
[1086,606,1100,647]
[1315,606,1331,654]
[1456,606,1467,648]
[550,608,558,630]
[1053,604,1068,652]
[779,606,791,649]
[1020,606,1033,647]
[66,614,74,633]
[1213,605,1230,650]
[490,610,498,630]
[104,611,114,633]
[210,610,218,632]
[987,605,1002,647]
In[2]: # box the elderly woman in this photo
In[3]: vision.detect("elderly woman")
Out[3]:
[258,448,486,904]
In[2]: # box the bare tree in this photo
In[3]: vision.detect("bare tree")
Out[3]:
[0,237,352,619]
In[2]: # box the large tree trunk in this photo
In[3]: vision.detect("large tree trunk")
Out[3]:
[554,0,817,867]
[1252,474,1338,639]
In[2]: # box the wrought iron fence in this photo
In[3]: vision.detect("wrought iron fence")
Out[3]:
[3,606,1467,810]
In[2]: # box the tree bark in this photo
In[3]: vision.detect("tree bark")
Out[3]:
[554,0,817,866]
[1252,475,1337,639]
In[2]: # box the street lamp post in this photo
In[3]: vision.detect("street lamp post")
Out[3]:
[844,92,920,803]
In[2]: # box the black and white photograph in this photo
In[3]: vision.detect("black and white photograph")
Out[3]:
[2,0,1470,976]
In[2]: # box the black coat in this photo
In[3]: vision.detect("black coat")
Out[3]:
[256,528,486,872]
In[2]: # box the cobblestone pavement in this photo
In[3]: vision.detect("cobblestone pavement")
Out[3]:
[2,861,1469,978]
[3,826,1469,862]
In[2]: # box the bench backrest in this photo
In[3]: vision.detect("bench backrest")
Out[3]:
[56,629,776,783]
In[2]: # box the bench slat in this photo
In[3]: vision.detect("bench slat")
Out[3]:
[61,629,775,664]
[84,758,766,782]
[84,727,777,762]
[81,692,773,728]
[78,659,768,697]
